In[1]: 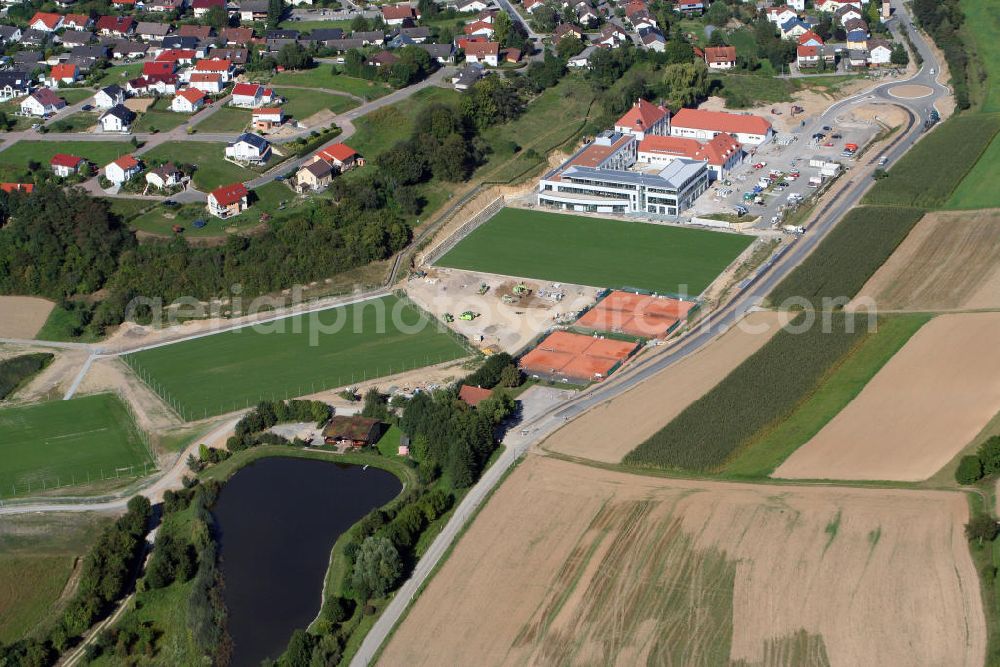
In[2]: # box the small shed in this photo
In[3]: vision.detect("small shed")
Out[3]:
[322,415,383,447]
[459,384,493,407]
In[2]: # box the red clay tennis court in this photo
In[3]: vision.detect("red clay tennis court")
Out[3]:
[519,330,638,383]
[576,290,695,338]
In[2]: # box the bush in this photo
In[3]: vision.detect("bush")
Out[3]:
[966,513,1000,544]
[978,435,1000,475]
[955,455,984,485]
[462,353,519,389]
[0,352,53,399]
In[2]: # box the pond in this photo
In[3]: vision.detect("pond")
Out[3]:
[213,456,402,666]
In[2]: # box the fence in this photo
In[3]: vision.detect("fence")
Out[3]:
[1,460,157,500]
[421,195,505,266]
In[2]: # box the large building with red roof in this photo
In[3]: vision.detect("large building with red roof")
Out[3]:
[613,99,670,140]
[669,108,773,145]
[637,132,743,179]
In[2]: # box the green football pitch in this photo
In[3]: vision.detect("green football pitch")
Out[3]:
[436,208,754,295]
[124,295,470,421]
[0,393,152,497]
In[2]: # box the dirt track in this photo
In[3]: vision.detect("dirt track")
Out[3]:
[540,311,791,462]
[853,210,1000,311]
[0,297,54,339]
[380,456,985,667]
[775,313,1000,481]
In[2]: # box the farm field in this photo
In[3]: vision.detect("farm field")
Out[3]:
[862,114,1000,208]
[380,456,985,667]
[854,209,1000,310]
[716,73,860,107]
[623,313,870,473]
[962,0,1000,112]
[270,68,392,99]
[723,314,930,478]
[123,295,469,420]
[946,127,1000,209]
[0,296,54,338]
[542,311,791,462]
[142,142,254,191]
[437,209,754,295]
[768,206,924,308]
[775,312,1000,482]
[0,393,151,497]
[0,512,112,643]
[0,141,132,171]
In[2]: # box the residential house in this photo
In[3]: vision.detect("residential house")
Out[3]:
[63,14,92,30]
[398,26,430,42]
[143,60,175,78]
[96,16,134,37]
[252,107,283,130]
[597,24,628,47]
[0,71,31,101]
[148,0,186,11]
[322,416,383,447]
[353,30,385,46]
[12,51,43,70]
[369,50,399,68]
[60,30,93,47]
[639,27,666,51]
[28,12,63,32]
[387,32,416,48]
[104,154,141,184]
[188,73,224,93]
[208,47,249,65]
[328,38,365,51]
[207,182,248,218]
[0,184,34,194]
[231,82,274,107]
[796,44,821,67]
[221,27,254,45]
[238,0,269,21]
[313,143,362,171]
[265,29,299,49]
[673,0,704,13]
[225,132,271,163]
[451,63,484,90]
[99,104,136,132]
[503,47,521,64]
[670,108,773,145]
[835,4,863,25]
[868,38,892,65]
[553,23,583,41]
[20,89,66,117]
[48,63,79,85]
[703,45,736,69]
[458,384,493,407]
[111,41,148,59]
[798,30,824,48]
[419,42,455,63]
[464,40,499,66]
[155,49,196,65]
[178,24,212,41]
[171,87,206,111]
[112,0,137,9]
[295,159,333,191]
[20,29,50,47]
[786,0,805,10]
[844,17,868,35]
[190,58,235,82]
[50,153,84,177]
[146,162,183,188]
[567,45,596,69]
[456,0,490,12]
[847,48,869,68]
[160,35,200,51]
[780,17,811,39]
[815,0,862,11]
[0,26,23,44]
[127,73,178,95]
[846,28,867,50]
[576,3,599,26]
[94,84,125,109]
[523,0,544,13]
[306,28,345,45]
[382,3,419,25]
[464,20,494,38]
[192,0,225,17]
[614,98,670,140]
[136,21,171,41]
[766,6,797,25]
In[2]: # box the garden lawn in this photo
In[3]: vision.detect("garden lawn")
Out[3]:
[123,295,470,420]
[0,393,151,497]
[437,208,753,295]
[721,313,931,477]
[143,141,253,191]
[129,202,234,238]
[190,106,249,133]
[93,63,142,87]
[0,140,131,170]
[270,67,392,99]
[131,97,190,133]
[273,87,358,121]
[945,122,1000,209]
[57,88,96,104]
[47,111,99,133]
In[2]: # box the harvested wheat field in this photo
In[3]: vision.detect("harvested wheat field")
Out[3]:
[853,210,1000,311]
[380,456,984,667]
[776,312,1000,481]
[542,310,792,462]
[0,297,54,339]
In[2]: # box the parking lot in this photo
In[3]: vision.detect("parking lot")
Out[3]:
[689,106,888,231]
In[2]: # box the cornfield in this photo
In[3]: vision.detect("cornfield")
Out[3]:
[623,313,871,472]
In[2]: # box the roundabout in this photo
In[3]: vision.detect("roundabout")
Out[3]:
[888,84,935,99]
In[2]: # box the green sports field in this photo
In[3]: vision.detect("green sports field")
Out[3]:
[0,393,152,497]
[436,209,754,296]
[124,295,469,420]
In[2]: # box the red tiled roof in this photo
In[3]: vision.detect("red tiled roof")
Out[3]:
[50,153,84,168]
[639,132,741,166]
[381,4,417,19]
[210,182,248,206]
[566,133,633,169]
[193,58,232,72]
[798,30,824,45]
[464,40,499,57]
[144,61,175,76]
[704,45,736,64]
[253,107,283,117]
[0,183,33,193]
[458,384,493,407]
[30,12,61,29]
[189,73,222,83]
[192,0,224,8]
[177,88,206,103]
[670,108,772,136]
[114,155,139,170]
[64,13,89,26]
[96,16,133,33]
[797,45,819,57]
[156,49,196,62]
[464,20,494,34]
[232,82,262,96]
[50,64,77,80]
[316,143,358,163]
[616,98,669,133]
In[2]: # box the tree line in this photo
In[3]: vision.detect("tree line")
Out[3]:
[911,0,972,109]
